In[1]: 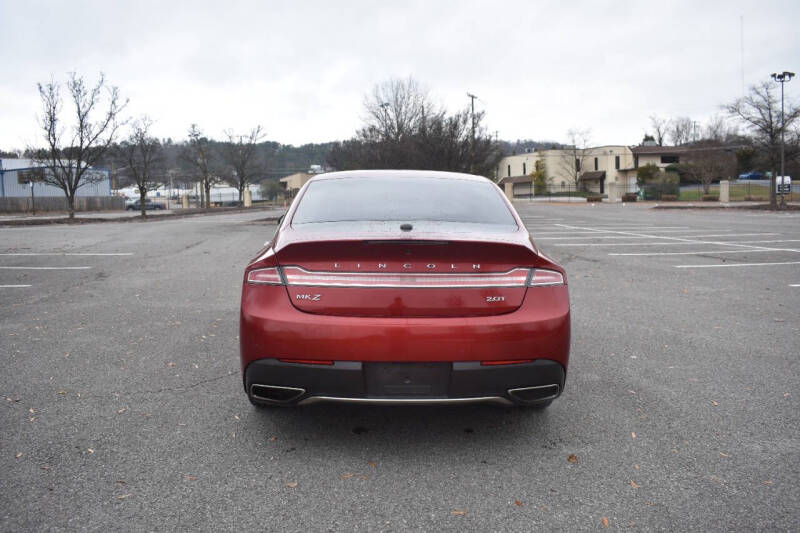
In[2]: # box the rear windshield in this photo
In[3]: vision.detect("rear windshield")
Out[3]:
[292,176,516,226]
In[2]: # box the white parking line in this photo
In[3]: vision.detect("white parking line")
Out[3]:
[0,284,31,288]
[682,233,781,239]
[610,249,800,256]
[550,232,779,243]
[790,284,800,287]
[0,266,91,270]
[549,224,688,227]
[0,253,133,256]
[735,239,800,244]
[556,240,777,247]
[553,225,785,251]
[676,261,800,269]
[535,231,750,240]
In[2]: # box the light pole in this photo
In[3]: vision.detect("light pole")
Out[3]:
[467,93,478,172]
[771,71,795,207]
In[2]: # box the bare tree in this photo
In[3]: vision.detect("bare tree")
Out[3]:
[363,77,434,142]
[220,126,265,206]
[560,128,592,189]
[179,124,214,208]
[726,81,800,207]
[329,77,501,176]
[32,72,127,218]
[649,115,670,146]
[682,144,737,194]
[703,114,737,143]
[116,117,165,216]
[668,116,694,146]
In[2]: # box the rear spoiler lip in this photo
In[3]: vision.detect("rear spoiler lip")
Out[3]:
[273,227,535,255]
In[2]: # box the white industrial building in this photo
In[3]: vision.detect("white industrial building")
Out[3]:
[0,158,111,198]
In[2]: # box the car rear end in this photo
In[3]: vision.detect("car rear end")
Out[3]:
[240,171,570,407]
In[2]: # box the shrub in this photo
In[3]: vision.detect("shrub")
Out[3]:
[622,193,638,202]
[586,195,602,202]
[702,195,718,202]
[660,194,677,201]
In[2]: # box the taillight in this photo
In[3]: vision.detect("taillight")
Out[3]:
[528,269,564,286]
[246,267,283,285]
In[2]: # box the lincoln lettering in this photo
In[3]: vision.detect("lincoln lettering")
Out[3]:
[332,263,481,270]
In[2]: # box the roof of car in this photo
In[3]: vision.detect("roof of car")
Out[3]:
[308,170,491,183]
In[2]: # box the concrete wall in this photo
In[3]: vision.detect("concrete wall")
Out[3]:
[0,196,124,213]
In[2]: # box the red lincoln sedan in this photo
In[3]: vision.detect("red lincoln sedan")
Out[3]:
[240,170,570,407]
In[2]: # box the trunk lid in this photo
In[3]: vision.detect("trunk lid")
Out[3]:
[274,226,539,317]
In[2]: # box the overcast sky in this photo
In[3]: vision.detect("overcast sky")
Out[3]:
[1,0,798,150]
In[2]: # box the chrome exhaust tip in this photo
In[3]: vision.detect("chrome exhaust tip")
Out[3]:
[507,384,560,404]
[250,384,306,403]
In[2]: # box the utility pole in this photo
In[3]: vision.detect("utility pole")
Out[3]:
[771,71,795,208]
[467,93,477,172]
[467,93,477,140]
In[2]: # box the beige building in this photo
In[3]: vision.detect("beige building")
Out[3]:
[612,145,698,188]
[279,172,314,198]
[497,145,636,201]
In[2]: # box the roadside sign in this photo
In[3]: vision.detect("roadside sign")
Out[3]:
[777,176,791,194]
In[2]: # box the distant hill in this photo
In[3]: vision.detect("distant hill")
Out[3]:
[498,139,567,155]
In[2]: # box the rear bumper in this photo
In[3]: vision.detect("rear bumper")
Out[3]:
[244,358,565,406]
[240,285,570,366]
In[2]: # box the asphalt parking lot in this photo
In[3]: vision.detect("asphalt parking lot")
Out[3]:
[1,204,798,531]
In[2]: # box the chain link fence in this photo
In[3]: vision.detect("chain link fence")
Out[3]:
[610,181,796,202]
[511,182,603,202]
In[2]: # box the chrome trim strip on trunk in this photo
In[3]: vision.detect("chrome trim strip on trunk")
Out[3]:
[281,266,530,289]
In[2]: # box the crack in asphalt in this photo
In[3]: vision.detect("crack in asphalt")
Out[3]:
[121,371,237,397]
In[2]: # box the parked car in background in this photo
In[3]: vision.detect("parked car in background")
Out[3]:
[126,199,165,211]
[738,171,765,180]
[240,170,571,409]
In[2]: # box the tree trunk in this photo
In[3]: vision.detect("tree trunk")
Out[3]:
[204,181,211,208]
[67,193,75,219]
[199,183,204,209]
[238,185,244,207]
[140,189,147,217]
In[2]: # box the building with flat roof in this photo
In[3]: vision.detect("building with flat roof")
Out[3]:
[0,158,111,198]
